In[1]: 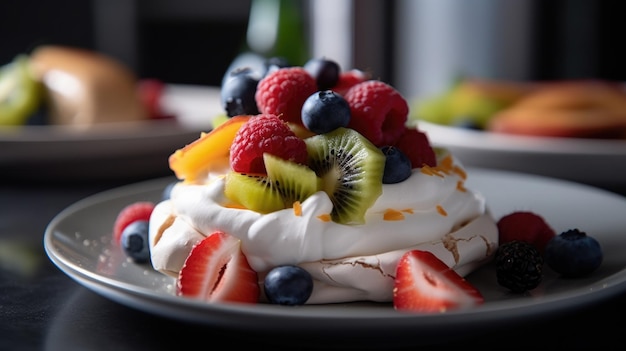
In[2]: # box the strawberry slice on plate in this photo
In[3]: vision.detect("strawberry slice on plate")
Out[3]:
[393,250,484,313]
[177,231,259,304]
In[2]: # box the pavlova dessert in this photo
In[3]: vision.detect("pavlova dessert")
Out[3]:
[115,58,501,313]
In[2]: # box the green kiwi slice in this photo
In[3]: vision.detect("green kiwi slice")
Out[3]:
[0,55,43,125]
[263,153,322,207]
[305,127,385,225]
[223,154,321,213]
[224,172,285,213]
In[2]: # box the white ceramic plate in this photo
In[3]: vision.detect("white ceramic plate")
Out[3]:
[418,121,626,191]
[0,85,221,181]
[43,169,626,345]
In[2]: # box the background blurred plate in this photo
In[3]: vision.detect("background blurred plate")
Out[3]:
[0,85,220,183]
[418,120,626,193]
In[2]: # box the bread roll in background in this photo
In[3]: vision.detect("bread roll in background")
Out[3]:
[29,45,147,126]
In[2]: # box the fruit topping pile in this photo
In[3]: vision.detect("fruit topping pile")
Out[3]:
[110,56,604,313]
[172,57,437,227]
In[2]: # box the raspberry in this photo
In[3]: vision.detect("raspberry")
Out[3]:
[393,127,437,168]
[230,114,308,174]
[112,201,155,244]
[138,79,173,120]
[331,69,370,96]
[255,67,317,125]
[344,80,408,147]
[497,211,556,254]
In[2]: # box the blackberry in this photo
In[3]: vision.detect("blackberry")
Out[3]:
[495,240,543,293]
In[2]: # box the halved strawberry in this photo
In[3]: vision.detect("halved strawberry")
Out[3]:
[393,250,484,313]
[112,201,155,244]
[177,231,259,304]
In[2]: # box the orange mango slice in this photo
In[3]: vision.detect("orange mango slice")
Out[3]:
[169,115,252,181]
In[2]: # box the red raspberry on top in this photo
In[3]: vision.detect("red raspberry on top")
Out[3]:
[255,67,317,126]
[394,127,437,168]
[344,80,409,147]
[230,114,308,174]
[497,211,556,254]
[332,69,371,96]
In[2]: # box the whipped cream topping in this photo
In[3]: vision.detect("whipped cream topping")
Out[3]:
[149,154,498,304]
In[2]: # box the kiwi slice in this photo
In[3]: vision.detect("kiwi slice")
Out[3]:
[223,154,321,213]
[0,55,42,125]
[224,172,285,213]
[305,127,385,225]
[263,153,322,207]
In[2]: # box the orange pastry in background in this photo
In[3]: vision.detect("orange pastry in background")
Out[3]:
[487,81,626,139]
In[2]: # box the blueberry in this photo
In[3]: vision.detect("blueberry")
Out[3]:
[221,52,266,86]
[264,56,291,73]
[544,229,603,278]
[221,67,260,117]
[264,265,313,305]
[304,57,340,90]
[301,90,351,134]
[120,220,151,263]
[452,116,483,130]
[379,146,412,184]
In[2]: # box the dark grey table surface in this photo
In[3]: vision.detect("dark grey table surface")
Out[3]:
[2,173,626,351]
